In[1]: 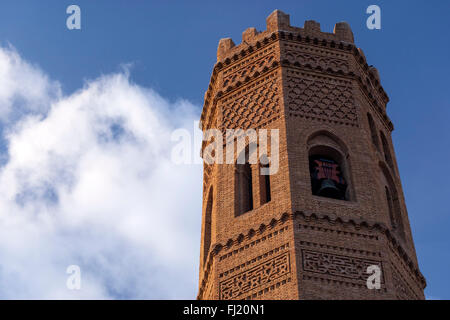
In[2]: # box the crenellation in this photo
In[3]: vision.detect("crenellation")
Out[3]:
[203,23,389,131]
[217,38,236,61]
[242,27,259,43]
[266,9,291,32]
[333,21,354,43]
[304,20,321,34]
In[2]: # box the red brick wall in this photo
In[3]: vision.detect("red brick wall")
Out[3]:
[197,10,425,300]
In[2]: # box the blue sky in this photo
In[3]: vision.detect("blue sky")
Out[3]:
[0,0,448,299]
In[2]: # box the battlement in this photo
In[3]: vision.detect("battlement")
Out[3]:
[201,10,392,133]
[217,10,354,61]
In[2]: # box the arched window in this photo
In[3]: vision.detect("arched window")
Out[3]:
[380,131,394,169]
[391,192,405,239]
[385,186,396,229]
[203,187,213,264]
[259,163,271,205]
[385,184,405,239]
[236,161,253,216]
[309,153,348,200]
[367,113,380,150]
[380,163,405,240]
[307,132,353,201]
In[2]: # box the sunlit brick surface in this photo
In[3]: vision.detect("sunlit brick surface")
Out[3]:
[197,10,425,300]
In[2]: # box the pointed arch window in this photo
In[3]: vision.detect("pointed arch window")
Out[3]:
[259,163,271,205]
[236,161,253,216]
[381,164,405,240]
[367,113,380,150]
[380,131,394,169]
[385,184,405,239]
[392,193,405,239]
[203,187,213,264]
[385,186,396,229]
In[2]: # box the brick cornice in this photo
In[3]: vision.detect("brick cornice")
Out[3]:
[293,210,426,289]
[197,210,426,299]
[197,211,290,299]
[200,30,393,133]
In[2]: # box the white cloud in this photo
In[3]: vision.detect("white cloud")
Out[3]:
[0,46,202,299]
[0,45,61,122]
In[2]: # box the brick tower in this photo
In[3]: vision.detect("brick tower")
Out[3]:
[198,10,426,300]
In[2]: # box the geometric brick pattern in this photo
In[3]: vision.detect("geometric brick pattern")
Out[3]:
[302,250,383,283]
[222,45,277,89]
[284,45,349,73]
[203,163,213,195]
[287,72,357,126]
[391,266,420,300]
[220,71,280,130]
[219,251,290,299]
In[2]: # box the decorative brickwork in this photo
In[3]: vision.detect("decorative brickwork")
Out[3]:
[203,163,213,196]
[301,249,383,283]
[391,267,419,300]
[219,251,291,299]
[198,10,425,300]
[286,71,357,126]
[222,44,277,90]
[283,43,350,73]
[219,71,281,130]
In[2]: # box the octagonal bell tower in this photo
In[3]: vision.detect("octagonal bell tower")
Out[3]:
[198,10,426,300]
